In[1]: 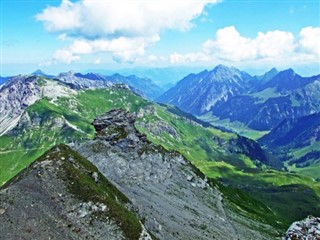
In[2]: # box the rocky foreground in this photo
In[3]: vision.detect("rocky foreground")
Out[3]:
[0,109,278,239]
[285,216,320,240]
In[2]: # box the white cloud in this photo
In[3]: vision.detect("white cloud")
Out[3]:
[54,49,80,64]
[36,0,219,63]
[53,35,159,63]
[37,0,82,32]
[202,26,295,62]
[299,26,320,56]
[37,0,219,38]
[255,30,295,58]
[203,26,257,61]
[171,26,319,66]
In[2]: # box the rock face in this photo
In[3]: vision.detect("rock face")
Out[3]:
[57,71,113,90]
[158,66,320,131]
[157,64,251,115]
[0,144,148,240]
[285,216,320,239]
[0,76,76,136]
[73,109,276,240]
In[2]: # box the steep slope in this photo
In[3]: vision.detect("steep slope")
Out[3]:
[210,69,320,130]
[260,113,320,178]
[254,68,279,85]
[0,75,76,135]
[0,76,11,86]
[72,109,278,239]
[1,81,319,234]
[157,65,252,115]
[159,66,320,131]
[135,104,320,228]
[0,86,148,186]
[0,144,147,240]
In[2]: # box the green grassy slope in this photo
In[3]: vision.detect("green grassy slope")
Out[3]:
[0,87,148,185]
[1,85,319,232]
[136,104,320,229]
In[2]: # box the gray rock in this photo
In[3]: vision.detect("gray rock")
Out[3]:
[285,216,320,240]
[73,109,276,240]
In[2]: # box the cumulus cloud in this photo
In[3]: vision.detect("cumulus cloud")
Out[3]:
[171,26,319,65]
[52,35,159,64]
[37,0,219,37]
[202,26,295,61]
[54,49,80,64]
[36,0,219,63]
[299,26,320,56]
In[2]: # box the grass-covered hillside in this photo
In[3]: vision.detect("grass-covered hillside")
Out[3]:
[135,104,320,229]
[0,87,148,186]
[1,82,319,232]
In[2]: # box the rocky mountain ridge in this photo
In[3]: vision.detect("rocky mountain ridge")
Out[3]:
[71,108,277,239]
[0,76,77,136]
[0,144,149,240]
[158,65,320,131]
[157,64,251,115]
[0,109,278,239]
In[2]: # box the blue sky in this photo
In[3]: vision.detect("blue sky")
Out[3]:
[1,0,320,76]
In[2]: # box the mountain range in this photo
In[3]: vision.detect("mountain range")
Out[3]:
[157,65,320,180]
[1,67,320,239]
[157,65,320,131]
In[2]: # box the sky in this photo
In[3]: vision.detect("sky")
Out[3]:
[1,0,320,76]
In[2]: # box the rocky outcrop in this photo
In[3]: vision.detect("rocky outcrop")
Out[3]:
[285,216,320,239]
[0,76,76,136]
[57,71,113,90]
[73,109,277,240]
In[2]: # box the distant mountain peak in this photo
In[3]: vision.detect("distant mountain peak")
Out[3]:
[210,64,242,76]
[212,64,236,72]
[280,68,295,76]
[58,70,76,78]
[267,67,278,75]
[31,69,54,78]
[32,69,45,75]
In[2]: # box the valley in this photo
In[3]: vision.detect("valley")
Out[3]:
[1,66,320,239]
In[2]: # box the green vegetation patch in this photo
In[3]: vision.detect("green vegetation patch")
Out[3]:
[0,87,148,186]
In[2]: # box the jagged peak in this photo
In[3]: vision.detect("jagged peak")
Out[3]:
[279,68,295,76]
[210,64,241,75]
[58,70,76,77]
